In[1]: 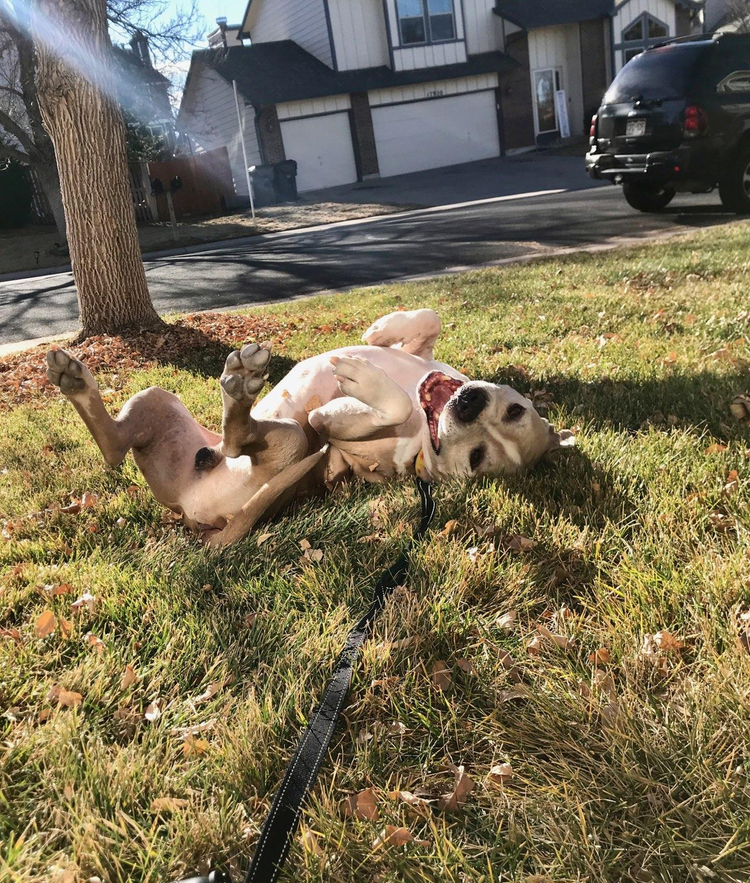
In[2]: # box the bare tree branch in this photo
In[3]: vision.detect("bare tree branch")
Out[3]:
[0,106,39,157]
[0,138,30,164]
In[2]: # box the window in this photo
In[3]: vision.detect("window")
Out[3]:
[396,0,456,46]
[617,12,670,67]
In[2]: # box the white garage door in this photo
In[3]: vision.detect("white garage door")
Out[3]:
[280,112,358,193]
[372,91,500,178]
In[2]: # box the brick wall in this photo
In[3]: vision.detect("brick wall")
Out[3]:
[498,32,535,151]
[257,105,286,164]
[350,92,379,178]
[579,19,609,133]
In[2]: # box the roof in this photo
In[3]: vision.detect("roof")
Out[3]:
[185,41,517,107]
[493,0,614,29]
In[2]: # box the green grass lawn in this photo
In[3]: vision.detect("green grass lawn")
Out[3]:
[3,222,750,883]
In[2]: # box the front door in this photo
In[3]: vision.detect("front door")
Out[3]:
[533,68,561,137]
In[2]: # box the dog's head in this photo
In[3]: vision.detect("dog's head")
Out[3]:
[417,371,572,480]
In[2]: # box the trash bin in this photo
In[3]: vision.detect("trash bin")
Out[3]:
[248,164,276,208]
[274,159,298,202]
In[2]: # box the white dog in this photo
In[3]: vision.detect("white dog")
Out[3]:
[47,309,571,545]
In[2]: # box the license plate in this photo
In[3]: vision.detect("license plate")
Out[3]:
[626,119,647,137]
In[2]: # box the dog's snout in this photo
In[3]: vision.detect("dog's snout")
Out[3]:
[454,386,488,423]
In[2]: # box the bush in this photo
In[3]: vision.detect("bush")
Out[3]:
[0,159,33,228]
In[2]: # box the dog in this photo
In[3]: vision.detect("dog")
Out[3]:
[46,309,572,546]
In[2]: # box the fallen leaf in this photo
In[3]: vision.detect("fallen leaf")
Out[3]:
[190,682,221,705]
[243,612,257,629]
[343,787,379,821]
[299,538,312,551]
[302,547,323,562]
[497,685,531,703]
[441,519,459,537]
[724,470,740,496]
[389,790,432,816]
[496,610,517,631]
[150,796,189,813]
[48,686,83,708]
[126,485,140,497]
[0,627,23,645]
[81,492,98,508]
[256,532,273,547]
[183,735,209,756]
[84,633,105,654]
[430,660,452,690]
[300,827,324,856]
[387,721,407,736]
[58,617,73,639]
[120,664,138,690]
[526,634,542,656]
[660,352,678,366]
[42,583,72,597]
[34,610,56,637]
[507,535,537,552]
[373,825,428,848]
[466,546,480,562]
[536,624,574,650]
[704,443,728,455]
[488,763,513,785]
[588,647,611,665]
[709,510,735,531]
[170,719,216,737]
[438,764,475,812]
[370,676,399,690]
[455,658,476,675]
[144,700,162,722]
[375,635,419,655]
[71,592,98,614]
[653,630,684,652]
[60,500,82,515]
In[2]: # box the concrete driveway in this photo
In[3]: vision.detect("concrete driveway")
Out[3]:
[306,151,602,207]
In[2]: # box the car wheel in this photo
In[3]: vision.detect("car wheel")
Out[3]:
[719,144,750,213]
[622,182,676,213]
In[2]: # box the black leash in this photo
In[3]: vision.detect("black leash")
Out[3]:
[176,478,435,883]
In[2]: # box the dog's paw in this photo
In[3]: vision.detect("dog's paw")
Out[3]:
[221,342,271,403]
[363,309,440,353]
[330,355,412,424]
[46,348,96,396]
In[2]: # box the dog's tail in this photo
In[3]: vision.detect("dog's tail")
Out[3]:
[204,445,329,548]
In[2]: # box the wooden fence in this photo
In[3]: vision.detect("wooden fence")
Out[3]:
[24,147,235,227]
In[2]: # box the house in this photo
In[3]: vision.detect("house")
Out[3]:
[113,32,176,151]
[178,0,702,198]
[207,18,247,48]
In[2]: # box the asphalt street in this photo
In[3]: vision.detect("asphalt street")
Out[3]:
[0,185,734,345]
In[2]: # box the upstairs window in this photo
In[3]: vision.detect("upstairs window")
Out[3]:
[397,0,456,46]
[618,12,670,66]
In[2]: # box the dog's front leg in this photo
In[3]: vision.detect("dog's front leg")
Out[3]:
[219,343,272,457]
[309,356,413,441]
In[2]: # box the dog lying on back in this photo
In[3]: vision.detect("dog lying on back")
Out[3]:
[47,309,572,546]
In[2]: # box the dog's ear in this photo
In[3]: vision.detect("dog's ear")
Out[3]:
[546,424,576,457]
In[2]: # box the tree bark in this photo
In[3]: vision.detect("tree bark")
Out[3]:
[31,0,162,339]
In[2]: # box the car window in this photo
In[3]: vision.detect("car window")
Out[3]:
[603,45,707,103]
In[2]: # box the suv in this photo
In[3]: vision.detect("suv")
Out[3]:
[586,33,750,213]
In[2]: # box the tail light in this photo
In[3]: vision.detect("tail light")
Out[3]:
[589,113,598,144]
[683,105,708,137]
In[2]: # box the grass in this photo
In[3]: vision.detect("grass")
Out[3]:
[3,220,750,883]
[0,199,410,276]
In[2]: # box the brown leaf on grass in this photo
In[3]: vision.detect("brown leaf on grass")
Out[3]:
[81,492,98,508]
[536,624,574,650]
[343,787,379,821]
[243,612,257,629]
[0,627,23,645]
[71,592,98,614]
[144,700,162,722]
[507,535,537,552]
[372,825,429,848]
[34,610,56,637]
[732,604,750,654]
[388,790,432,817]
[488,763,514,785]
[47,685,83,707]
[120,664,138,690]
[190,682,222,705]
[653,630,684,652]
[730,394,750,422]
[42,583,72,597]
[724,470,740,496]
[588,647,611,665]
[58,617,73,639]
[126,485,140,497]
[526,634,542,656]
[704,443,728,455]
[301,547,324,563]
[370,676,399,690]
[299,538,312,551]
[150,796,189,813]
[709,510,735,531]
[183,735,209,756]
[256,532,273,547]
[438,764,475,812]
[659,351,678,366]
[60,501,82,515]
[84,633,105,654]
[430,660,452,690]
[496,610,517,631]
[170,719,216,737]
[374,635,419,655]
[466,546,480,562]
[441,519,459,537]
[300,827,324,856]
[455,658,476,676]
[387,721,407,736]
[497,685,531,704]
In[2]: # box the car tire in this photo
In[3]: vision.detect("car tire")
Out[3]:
[719,144,750,213]
[622,182,676,212]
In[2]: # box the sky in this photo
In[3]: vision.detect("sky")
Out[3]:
[194,0,248,35]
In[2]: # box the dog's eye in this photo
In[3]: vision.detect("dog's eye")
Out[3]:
[469,446,484,471]
[504,402,526,422]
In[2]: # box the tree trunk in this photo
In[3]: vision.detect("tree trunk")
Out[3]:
[31,0,162,339]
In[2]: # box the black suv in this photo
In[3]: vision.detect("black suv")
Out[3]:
[586,33,750,212]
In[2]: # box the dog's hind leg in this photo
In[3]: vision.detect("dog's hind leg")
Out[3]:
[218,343,272,457]
[362,309,441,360]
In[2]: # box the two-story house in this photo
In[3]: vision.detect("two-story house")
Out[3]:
[178,0,701,198]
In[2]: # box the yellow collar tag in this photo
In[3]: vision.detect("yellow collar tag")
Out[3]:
[414,449,431,481]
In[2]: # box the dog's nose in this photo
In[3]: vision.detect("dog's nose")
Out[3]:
[454,387,488,423]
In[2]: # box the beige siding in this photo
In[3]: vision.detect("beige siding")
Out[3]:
[368,72,498,106]
[393,41,468,71]
[463,0,502,55]
[249,0,333,67]
[528,24,585,136]
[328,0,389,70]
[179,66,261,199]
[612,0,677,72]
[277,94,352,120]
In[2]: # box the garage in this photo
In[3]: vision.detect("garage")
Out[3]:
[280,112,358,193]
[371,90,500,178]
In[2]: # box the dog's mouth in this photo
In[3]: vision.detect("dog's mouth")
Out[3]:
[418,371,464,454]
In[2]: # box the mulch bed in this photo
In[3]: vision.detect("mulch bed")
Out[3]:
[0,312,364,409]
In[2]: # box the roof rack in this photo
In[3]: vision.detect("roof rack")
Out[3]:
[650,32,721,48]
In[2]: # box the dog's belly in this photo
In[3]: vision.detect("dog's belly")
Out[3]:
[177,455,256,526]
[255,345,461,427]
